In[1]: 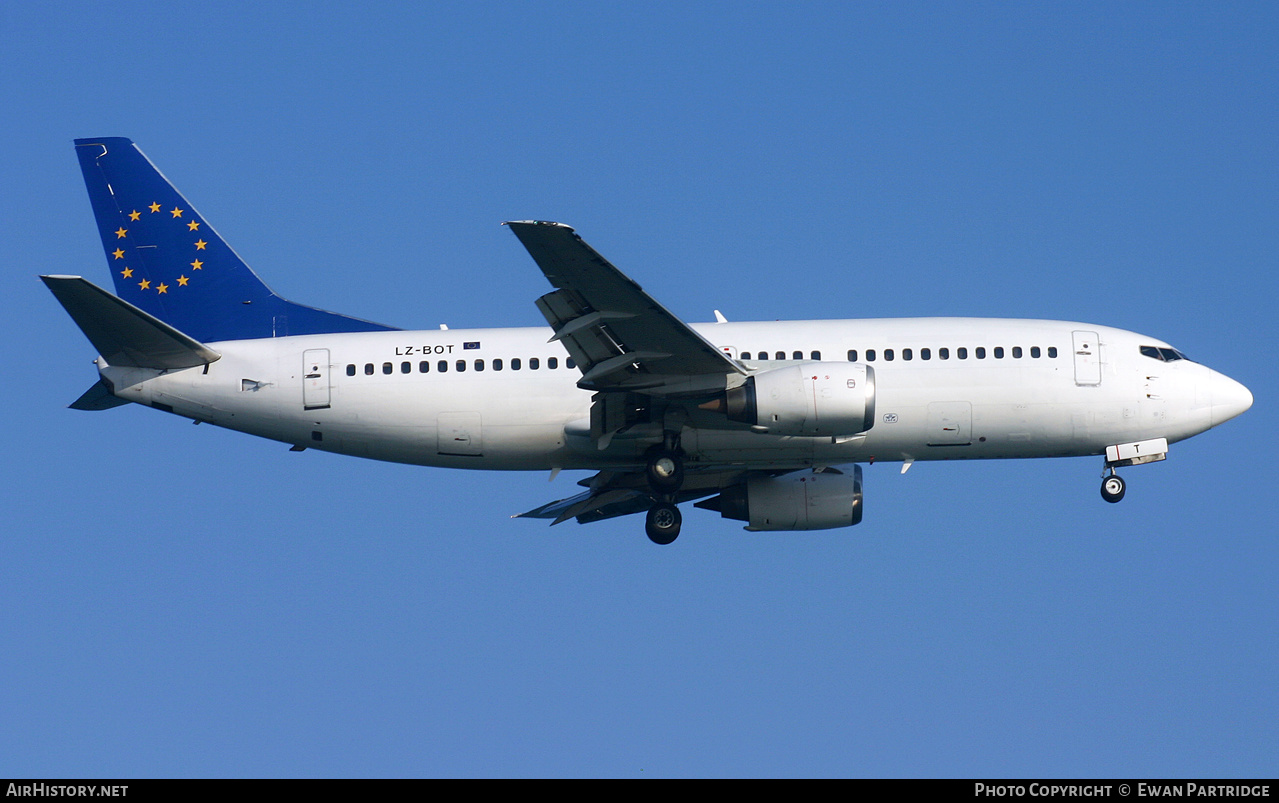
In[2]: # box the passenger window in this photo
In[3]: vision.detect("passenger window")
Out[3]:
[775,351,785,360]
[1031,347,1041,358]
[365,363,374,375]
[530,358,540,370]
[346,364,355,376]
[958,348,968,360]
[792,351,803,360]
[401,361,411,374]
[741,352,752,360]
[884,349,895,361]
[456,360,466,372]
[493,358,503,371]
[866,349,876,361]
[903,348,913,361]
[566,358,575,369]
[921,348,931,361]
[548,357,558,369]
[512,358,521,370]
[438,360,448,373]
[976,347,986,359]
[382,362,393,375]
[940,348,950,360]
[1048,347,1058,358]
[847,349,857,362]
[757,352,768,361]
[994,347,1004,359]
[419,361,430,373]
[811,350,821,361]
[475,359,484,372]
[1013,346,1023,358]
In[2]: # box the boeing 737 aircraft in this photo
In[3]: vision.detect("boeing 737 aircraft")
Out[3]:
[45,138,1253,544]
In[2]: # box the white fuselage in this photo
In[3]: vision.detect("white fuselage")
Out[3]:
[98,317,1249,473]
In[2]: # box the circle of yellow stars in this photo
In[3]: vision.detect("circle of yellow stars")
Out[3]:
[112,202,205,294]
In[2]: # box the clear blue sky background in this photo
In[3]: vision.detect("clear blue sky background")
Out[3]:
[2,1,1275,778]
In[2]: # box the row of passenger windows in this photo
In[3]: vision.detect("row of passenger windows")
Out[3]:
[346,345,1063,376]
[740,346,1059,362]
[346,357,576,377]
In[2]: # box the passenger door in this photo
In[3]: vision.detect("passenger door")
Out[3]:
[302,349,331,410]
[1072,331,1102,386]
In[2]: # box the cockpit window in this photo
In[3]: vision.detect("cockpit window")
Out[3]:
[1141,345,1190,362]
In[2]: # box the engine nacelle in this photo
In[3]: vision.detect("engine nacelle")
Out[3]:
[726,362,875,436]
[696,466,864,531]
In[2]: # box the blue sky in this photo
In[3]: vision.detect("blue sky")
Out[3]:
[2,1,1275,777]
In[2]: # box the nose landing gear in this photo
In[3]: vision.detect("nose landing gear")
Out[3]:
[1100,472,1126,504]
[1098,437,1167,504]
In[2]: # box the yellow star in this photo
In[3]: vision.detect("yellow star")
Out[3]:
[187,220,200,231]
[139,279,151,290]
[115,227,127,239]
[129,210,141,221]
[177,275,189,286]
[191,259,203,270]
[149,202,161,213]
[156,283,169,294]
[170,207,184,218]
[112,248,125,259]
[194,239,207,250]
[121,267,133,278]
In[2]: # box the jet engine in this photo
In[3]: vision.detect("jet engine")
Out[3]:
[723,362,875,437]
[695,466,864,531]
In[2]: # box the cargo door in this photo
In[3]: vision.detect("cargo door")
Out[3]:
[437,412,483,457]
[926,401,972,446]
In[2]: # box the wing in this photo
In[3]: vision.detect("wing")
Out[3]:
[505,221,744,397]
[506,222,764,528]
[515,469,740,526]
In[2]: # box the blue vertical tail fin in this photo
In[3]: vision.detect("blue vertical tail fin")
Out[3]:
[74,137,397,342]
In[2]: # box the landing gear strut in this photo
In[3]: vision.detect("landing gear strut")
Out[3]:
[645,437,684,544]
[1100,472,1126,504]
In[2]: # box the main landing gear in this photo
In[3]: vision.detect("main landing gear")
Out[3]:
[645,502,682,545]
[1100,471,1126,504]
[644,442,684,545]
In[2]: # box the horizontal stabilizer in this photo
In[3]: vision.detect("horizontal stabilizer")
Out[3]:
[69,378,130,411]
[41,275,221,369]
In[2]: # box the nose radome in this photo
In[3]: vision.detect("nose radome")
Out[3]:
[1210,371,1253,427]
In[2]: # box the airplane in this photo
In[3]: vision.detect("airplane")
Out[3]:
[45,137,1254,544]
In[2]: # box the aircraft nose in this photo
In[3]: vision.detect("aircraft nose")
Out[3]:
[1209,370,1253,427]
